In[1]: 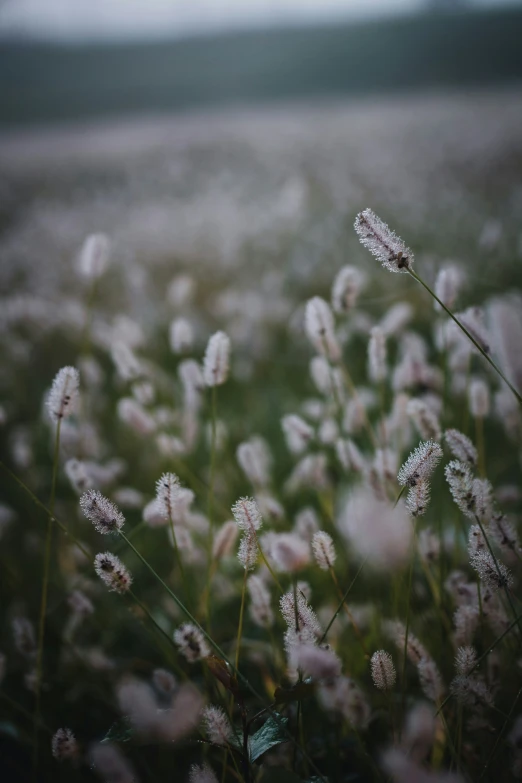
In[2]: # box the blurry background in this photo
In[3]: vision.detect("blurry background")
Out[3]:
[1,1,522,124]
[1,0,522,314]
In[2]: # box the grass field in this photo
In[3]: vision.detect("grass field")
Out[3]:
[1,90,522,782]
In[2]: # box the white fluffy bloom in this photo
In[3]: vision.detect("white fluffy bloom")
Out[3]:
[304,296,340,362]
[173,623,210,662]
[47,366,80,421]
[77,233,110,280]
[203,331,230,387]
[331,265,366,312]
[354,208,414,273]
[169,317,193,354]
[398,440,443,488]
[282,414,314,454]
[444,429,477,466]
[434,265,462,311]
[155,473,181,521]
[469,378,490,418]
[370,650,396,691]
[368,327,387,383]
[231,497,262,532]
[407,398,441,442]
[339,487,412,570]
[80,490,125,534]
[236,436,271,488]
[94,552,132,594]
[312,531,336,570]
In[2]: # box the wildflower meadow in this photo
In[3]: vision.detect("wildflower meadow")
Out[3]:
[1,93,522,783]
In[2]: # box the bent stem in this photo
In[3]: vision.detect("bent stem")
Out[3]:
[408,268,522,407]
[34,417,62,774]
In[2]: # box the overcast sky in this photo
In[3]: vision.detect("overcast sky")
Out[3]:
[0,0,519,40]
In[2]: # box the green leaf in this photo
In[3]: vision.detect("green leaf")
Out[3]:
[248,713,289,762]
[101,717,133,744]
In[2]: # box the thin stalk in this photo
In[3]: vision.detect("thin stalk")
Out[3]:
[479,685,522,780]
[205,385,218,625]
[168,513,191,611]
[320,557,367,644]
[408,268,522,406]
[476,415,485,477]
[34,417,61,774]
[80,277,99,357]
[329,566,370,658]
[400,517,417,737]
[235,568,248,671]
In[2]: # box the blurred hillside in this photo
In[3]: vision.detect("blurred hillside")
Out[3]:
[1,7,522,126]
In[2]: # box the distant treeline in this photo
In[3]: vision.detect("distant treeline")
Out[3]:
[1,8,522,126]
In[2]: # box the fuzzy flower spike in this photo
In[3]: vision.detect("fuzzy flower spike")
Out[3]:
[47,366,80,421]
[354,208,414,273]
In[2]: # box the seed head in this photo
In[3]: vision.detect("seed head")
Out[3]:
[80,490,125,534]
[406,479,431,517]
[212,520,238,560]
[397,440,443,488]
[281,414,314,455]
[370,650,396,691]
[247,575,273,628]
[331,265,365,312]
[237,532,258,571]
[280,589,321,638]
[155,472,181,521]
[77,233,110,279]
[202,705,233,746]
[169,317,193,354]
[354,208,413,273]
[173,623,210,663]
[231,497,262,533]
[52,728,79,761]
[368,327,387,383]
[304,296,340,362]
[312,531,336,570]
[94,552,132,594]
[444,429,478,467]
[203,331,230,387]
[189,763,219,783]
[47,366,80,421]
[455,646,478,676]
[470,550,513,592]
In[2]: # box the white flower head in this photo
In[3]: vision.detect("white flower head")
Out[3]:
[354,208,414,273]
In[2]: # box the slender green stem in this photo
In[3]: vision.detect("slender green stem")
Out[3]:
[320,557,367,644]
[205,385,218,625]
[80,277,99,357]
[408,268,522,406]
[34,417,61,775]
[168,513,191,611]
[400,517,417,736]
[479,686,522,779]
[329,566,369,658]
[394,485,406,507]
[235,568,248,671]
